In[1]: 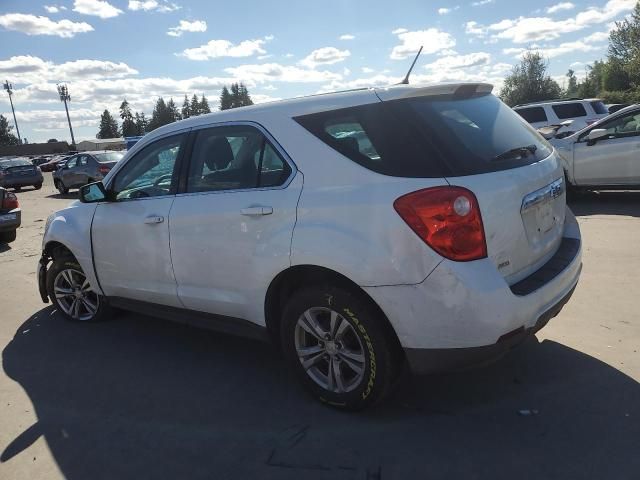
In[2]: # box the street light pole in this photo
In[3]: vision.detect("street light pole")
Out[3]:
[57,84,76,147]
[3,80,22,144]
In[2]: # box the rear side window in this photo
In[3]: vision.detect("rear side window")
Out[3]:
[552,103,587,119]
[515,107,548,123]
[295,94,552,177]
[590,100,608,115]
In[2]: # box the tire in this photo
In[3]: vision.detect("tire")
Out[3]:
[14,186,21,192]
[46,255,110,322]
[281,285,402,410]
[0,230,17,243]
[55,179,68,195]
[34,183,42,190]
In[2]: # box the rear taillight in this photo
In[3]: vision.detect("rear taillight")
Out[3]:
[98,165,111,175]
[2,191,19,210]
[394,186,487,262]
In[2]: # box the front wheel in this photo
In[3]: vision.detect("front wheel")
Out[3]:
[46,256,110,322]
[34,183,42,190]
[55,179,68,195]
[281,286,402,410]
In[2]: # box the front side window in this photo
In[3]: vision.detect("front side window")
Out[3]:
[112,133,185,200]
[552,103,587,119]
[65,157,78,169]
[186,126,291,193]
[581,110,640,141]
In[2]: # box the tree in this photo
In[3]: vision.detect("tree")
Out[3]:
[565,69,578,97]
[239,83,253,107]
[608,1,640,87]
[219,86,232,110]
[199,94,211,114]
[167,97,181,122]
[47,138,59,143]
[0,115,19,146]
[134,112,147,136]
[190,94,199,116]
[97,110,119,139]
[148,97,169,131]
[500,51,562,106]
[119,99,137,137]
[577,60,605,98]
[181,94,191,119]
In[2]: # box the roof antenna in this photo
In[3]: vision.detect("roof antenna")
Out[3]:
[399,46,423,85]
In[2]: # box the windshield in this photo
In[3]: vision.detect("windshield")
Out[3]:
[94,152,124,163]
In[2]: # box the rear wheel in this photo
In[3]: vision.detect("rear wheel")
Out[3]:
[0,230,17,243]
[55,179,68,195]
[13,186,21,192]
[281,285,402,410]
[46,256,110,322]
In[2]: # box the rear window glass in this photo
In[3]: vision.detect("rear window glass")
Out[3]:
[0,159,31,168]
[94,152,124,163]
[552,103,587,119]
[590,100,608,115]
[294,94,552,177]
[515,106,548,123]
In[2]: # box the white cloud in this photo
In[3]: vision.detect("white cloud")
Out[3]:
[472,0,494,5]
[390,28,456,59]
[465,21,486,35]
[0,13,93,38]
[362,67,374,73]
[167,19,207,37]
[546,2,575,14]
[424,52,491,70]
[73,0,123,18]
[300,47,351,68]
[391,27,408,34]
[44,5,59,13]
[488,0,636,43]
[224,63,342,84]
[128,0,180,12]
[339,34,355,40]
[582,30,610,42]
[284,53,294,58]
[438,8,451,14]
[180,37,270,61]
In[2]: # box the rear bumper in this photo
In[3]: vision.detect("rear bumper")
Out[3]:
[364,207,582,372]
[0,209,21,232]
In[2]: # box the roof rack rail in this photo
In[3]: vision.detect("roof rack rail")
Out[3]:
[514,97,584,108]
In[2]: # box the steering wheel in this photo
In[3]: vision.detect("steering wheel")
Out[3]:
[154,173,173,187]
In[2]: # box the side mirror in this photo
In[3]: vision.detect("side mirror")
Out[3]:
[79,181,108,203]
[587,129,608,142]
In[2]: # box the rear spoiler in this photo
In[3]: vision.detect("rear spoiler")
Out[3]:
[375,83,493,102]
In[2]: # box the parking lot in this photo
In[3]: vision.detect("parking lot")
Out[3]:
[0,174,638,479]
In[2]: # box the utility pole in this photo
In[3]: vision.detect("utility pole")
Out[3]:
[57,84,76,147]
[3,80,22,144]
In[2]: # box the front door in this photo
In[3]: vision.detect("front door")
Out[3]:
[169,124,301,323]
[92,131,189,307]
[573,109,640,186]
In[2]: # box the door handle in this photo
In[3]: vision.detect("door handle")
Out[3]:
[240,206,273,216]
[144,215,164,224]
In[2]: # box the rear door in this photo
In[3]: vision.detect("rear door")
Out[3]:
[169,123,301,322]
[573,109,640,185]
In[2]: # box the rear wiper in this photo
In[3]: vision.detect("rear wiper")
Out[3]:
[492,144,537,162]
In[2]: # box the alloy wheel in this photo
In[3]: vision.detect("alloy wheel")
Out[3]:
[53,268,99,321]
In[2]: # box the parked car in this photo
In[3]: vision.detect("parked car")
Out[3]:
[552,104,640,189]
[37,83,582,410]
[0,157,44,191]
[607,103,631,114]
[0,186,20,243]
[514,98,609,136]
[53,151,124,194]
[40,155,72,172]
[31,156,50,167]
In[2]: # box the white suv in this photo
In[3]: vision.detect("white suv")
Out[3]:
[37,83,582,410]
[514,98,609,135]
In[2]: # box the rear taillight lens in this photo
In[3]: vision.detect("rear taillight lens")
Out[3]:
[2,191,19,210]
[98,165,111,175]
[394,186,487,262]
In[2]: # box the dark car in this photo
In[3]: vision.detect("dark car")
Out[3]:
[0,158,44,191]
[40,155,72,172]
[53,151,124,194]
[31,156,50,167]
[0,187,20,243]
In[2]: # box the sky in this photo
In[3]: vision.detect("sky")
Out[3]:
[0,0,637,143]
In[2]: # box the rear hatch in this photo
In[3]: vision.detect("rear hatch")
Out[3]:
[5,162,38,179]
[378,86,566,284]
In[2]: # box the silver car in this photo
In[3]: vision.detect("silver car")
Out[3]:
[0,158,44,191]
[53,151,124,194]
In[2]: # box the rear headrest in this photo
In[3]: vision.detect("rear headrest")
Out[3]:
[203,136,234,171]
[335,136,359,154]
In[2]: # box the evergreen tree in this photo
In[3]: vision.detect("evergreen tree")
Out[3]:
[181,94,191,119]
[220,86,232,110]
[190,94,200,116]
[119,99,137,137]
[230,83,241,108]
[167,98,181,122]
[239,83,254,107]
[148,97,171,131]
[97,109,119,139]
[500,51,562,106]
[565,69,578,97]
[199,94,211,114]
[0,114,20,146]
[134,112,147,136]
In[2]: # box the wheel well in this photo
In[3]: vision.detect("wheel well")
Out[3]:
[43,241,76,262]
[264,265,402,352]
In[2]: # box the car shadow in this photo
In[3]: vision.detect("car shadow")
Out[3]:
[2,307,639,480]
[568,190,640,217]
[45,192,77,200]
[0,243,11,253]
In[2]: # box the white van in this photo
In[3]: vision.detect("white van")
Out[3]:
[514,99,609,135]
